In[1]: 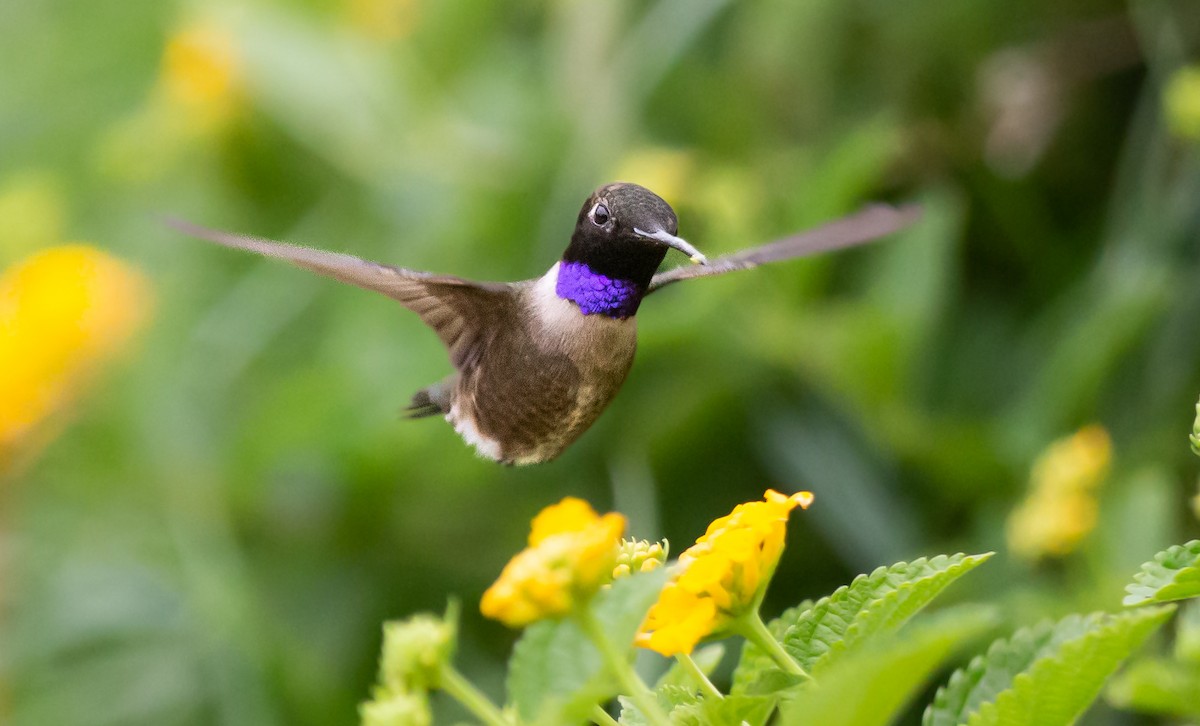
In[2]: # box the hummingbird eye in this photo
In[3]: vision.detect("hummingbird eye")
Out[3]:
[591,203,611,227]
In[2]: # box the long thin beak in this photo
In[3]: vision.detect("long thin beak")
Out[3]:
[634,228,708,265]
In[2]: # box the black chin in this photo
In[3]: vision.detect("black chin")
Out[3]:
[562,232,667,289]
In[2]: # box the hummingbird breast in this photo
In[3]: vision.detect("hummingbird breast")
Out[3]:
[446,264,637,465]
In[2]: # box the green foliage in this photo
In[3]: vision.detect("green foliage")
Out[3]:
[1107,595,1200,718]
[1106,658,1200,719]
[782,553,991,676]
[653,644,724,690]
[732,554,991,697]
[730,601,811,695]
[924,607,1173,726]
[618,690,775,726]
[506,569,667,725]
[7,1,1200,723]
[778,606,997,726]
[1123,540,1200,606]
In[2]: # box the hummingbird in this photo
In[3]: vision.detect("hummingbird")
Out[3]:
[170,183,918,465]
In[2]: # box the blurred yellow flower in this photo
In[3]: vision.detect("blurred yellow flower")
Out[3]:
[98,20,242,180]
[160,22,242,128]
[345,0,419,41]
[0,246,150,467]
[612,148,696,209]
[1006,425,1112,560]
[1165,66,1200,141]
[481,497,626,628]
[636,490,813,656]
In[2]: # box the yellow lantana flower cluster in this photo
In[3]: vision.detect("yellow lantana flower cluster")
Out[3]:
[0,246,149,468]
[159,22,242,131]
[1006,425,1112,560]
[636,489,813,656]
[613,538,667,580]
[480,497,626,628]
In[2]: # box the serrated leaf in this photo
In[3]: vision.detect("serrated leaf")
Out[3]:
[1123,540,1200,606]
[654,643,725,690]
[622,674,775,726]
[622,690,774,726]
[777,606,997,726]
[733,668,807,697]
[618,685,699,725]
[731,601,811,695]
[783,553,992,676]
[923,618,1086,726]
[507,569,668,725]
[1106,657,1200,718]
[924,606,1173,726]
[682,694,775,726]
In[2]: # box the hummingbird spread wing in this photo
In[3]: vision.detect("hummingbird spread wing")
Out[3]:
[168,218,513,370]
[646,203,921,294]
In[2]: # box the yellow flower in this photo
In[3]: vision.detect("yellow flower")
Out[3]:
[160,22,242,127]
[1006,425,1112,560]
[636,490,813,656]
[344,0,420,41]
[97,20,242,181]
[0,246,149,467]
[481,497,626,628]
[611,147,695,209]
[612,538,668,580]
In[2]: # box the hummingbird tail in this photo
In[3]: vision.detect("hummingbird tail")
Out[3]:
[404,399,444,419]
[403,379,453,419]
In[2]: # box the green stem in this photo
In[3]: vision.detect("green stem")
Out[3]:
[734,611,812,682]
[591,704,621,726]
[676,652,723,701]
[575,610,672,726]
[439,663,512,726]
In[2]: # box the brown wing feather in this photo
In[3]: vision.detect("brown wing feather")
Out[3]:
[646,203,921,294]
[167,218,513,369]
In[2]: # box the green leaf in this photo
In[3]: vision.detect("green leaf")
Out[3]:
[621,689,775,726]
[924,606,1173,726]
[777,606,997,726]
[1106,657,1200,718]
[654,643,725,690]
[731,602,810,695]
[683,694,775,726]
[1123,540,1200,606]
[783,553,992,676]
[618,686,697,726]
[507,569,668,725]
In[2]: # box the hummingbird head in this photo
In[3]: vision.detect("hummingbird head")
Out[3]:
[561,183,706,292]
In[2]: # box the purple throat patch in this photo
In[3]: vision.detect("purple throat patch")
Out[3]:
[555,261,643,318]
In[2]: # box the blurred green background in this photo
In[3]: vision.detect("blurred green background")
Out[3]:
[2,0,1199,723]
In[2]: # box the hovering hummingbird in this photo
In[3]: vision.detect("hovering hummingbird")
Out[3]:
[171,183,918,465]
